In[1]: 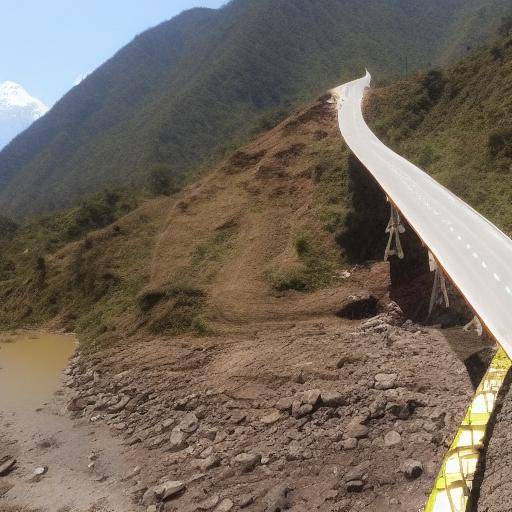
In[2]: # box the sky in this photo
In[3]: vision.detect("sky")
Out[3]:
[0,0,226,106]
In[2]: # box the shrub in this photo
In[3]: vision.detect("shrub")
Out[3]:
[0,216,18,239]
[488,127,512,157]
[146,164,180,196]
[294,234,311,258]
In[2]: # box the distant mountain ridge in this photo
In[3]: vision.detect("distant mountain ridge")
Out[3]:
[1,0,511,218]
[0,81,48,151]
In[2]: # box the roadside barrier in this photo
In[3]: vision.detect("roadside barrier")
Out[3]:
[424,348,512,512]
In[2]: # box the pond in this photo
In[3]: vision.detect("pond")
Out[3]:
[0,331,75,414]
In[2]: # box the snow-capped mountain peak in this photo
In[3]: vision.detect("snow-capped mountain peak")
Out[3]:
[0,81,48,117]
[0,81,49,150]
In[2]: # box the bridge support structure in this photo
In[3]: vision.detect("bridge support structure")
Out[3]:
[384,201,405,261]
[428,251,450,316]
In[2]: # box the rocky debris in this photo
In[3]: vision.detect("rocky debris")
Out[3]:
[63,298,480,512]
[345,417,369,439]
[108,395,131,413]
[344,464,368,493]
[369,397,387,419]
[142,480,185,504]
[263,484,291,512]
[197,454,221,471]
[342,438,358,450]
[346,479,364,492]
[214,498,234,511]
[374,373,397,390]
[260,410,282,425]
[387,399,417,420]
[384,431,402,447]
[0,457,16,476]
[402,459,423,479]
[234,452,261,473]
[302,389,321,406]
[275,397,294,412]
[169,428,188,452]
[33,466,48,476]
[67,396,93,411]
[292,402,313,418]
[238,494,254,508]
[178,412,199,433]
[196,494,220,510]
[320,390,346,407]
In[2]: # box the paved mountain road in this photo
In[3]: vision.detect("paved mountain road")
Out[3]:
[334,72,512,357]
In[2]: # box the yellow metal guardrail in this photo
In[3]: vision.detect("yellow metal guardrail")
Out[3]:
[425,348,512,512]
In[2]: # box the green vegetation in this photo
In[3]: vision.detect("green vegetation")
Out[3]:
[0,187,152,351]
[2,0,511,218]
[267,232,335,292]
[146,164,182,196]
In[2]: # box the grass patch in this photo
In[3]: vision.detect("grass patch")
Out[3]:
[144,284,209,336]
[267,232,335,292]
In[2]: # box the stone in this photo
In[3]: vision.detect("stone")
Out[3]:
[205,428,218,441]
[286,440,303,461]
[374,373,397,390]
[147,506,157,512]
[403,459,423,479]
[178,412,199,433]
[320,390,345,408]
[234,452,261,473]
[294,404,313,419]
[67,397,90,411]
[324,489,338,500]
[198,454,221,471]
[388,399,417,420]
[214,498,234,512]
[169,428,188,452]
[369,398,387,419]
[384,431,402,447]
[342,438,358,450]
[275,397,294,412]
[291,399,302,417]
[238,494,254,508]
[346,480,364,492]
[196,494,220,510]
[263,484,290,512]
[261,410,282,425]
[302,389,321,406]
[153,480,185,501]
[161,418,175,431]
[345,465,366,482]
[0,457,16,476]
[33,466,48,476]
[230,411,247,424]
[108,395,131,413]
[345,419,369,439]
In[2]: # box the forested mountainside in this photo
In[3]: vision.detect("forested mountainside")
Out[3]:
[1,0,511,218]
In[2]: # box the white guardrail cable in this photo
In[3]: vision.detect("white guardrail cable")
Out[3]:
[333,72,512,512]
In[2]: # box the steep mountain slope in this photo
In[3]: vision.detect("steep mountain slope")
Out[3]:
[0,81,48,150]
[1,0,510,218]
